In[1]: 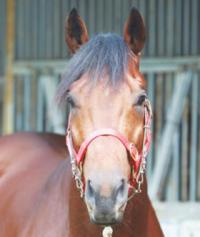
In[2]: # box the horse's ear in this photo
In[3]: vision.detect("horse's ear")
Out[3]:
[123,8,146,55]
[65,8,89,53]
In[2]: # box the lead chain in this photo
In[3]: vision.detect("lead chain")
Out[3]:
[71,160,84,198]
[135,153,147,193]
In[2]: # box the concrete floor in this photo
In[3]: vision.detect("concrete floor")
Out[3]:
[154,202,200,237]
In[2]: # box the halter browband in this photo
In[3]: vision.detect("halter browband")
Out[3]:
[66,99,152,195]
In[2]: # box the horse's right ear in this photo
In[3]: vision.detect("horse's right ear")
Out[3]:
[65,8,89,53]
[123,8,146,55]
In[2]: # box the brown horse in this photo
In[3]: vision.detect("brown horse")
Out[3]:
[0,8,164,237]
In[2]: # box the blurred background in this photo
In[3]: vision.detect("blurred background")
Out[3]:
[0,0,200,235]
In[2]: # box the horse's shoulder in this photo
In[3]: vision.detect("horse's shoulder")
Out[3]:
[0,132,67,179]
[0,133,70,236]
[0,132,66,152]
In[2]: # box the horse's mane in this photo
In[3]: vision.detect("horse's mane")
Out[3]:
[56,33,137,105]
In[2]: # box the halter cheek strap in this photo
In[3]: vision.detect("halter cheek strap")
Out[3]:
[66,99,152,197]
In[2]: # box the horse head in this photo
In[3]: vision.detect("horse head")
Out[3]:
[57,7,151,226]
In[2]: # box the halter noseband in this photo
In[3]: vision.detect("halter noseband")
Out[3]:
[66,99,152,198]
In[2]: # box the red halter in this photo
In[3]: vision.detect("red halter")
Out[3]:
[66,99,152,192]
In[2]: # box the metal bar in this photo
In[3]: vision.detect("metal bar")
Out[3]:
[198,75,200,200]
[96,0,104,32]
[15,75,24,131]
[38,0,46,59]
[189,74,198,201]
[31,0,38,59]
[148,0,156,56]
[12,56,200,72]
[183,0,190,55]
[3,0,15,134]
[165,73,175,200]
[121,0,129,30]
[175,0,182,55]
[41,73,65,133]
[61,0,67,59]
[37,75,44,131]
[24,0,29,59]
[157,0,165,56]
[13,75,17,131]
[28,69,36,130]
[14,0,19,59]
[174,130,181,200]
[166,130,180,200]
[138,0,146,56]
[149,71,193,200]
[104,0,113,32]
[53,0,60,58]
[23,75,31,131]
[88,0,96,34]
[113,0,121,34]
[166,0,174,56]
[181,98,189,201]
[46,0,53,59]
[147,73,155,178]
[0,0,6,75]
[191,0,198,55]
[17,0,24,59]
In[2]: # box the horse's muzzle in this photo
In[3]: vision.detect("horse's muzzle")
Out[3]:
[85,179,127,225]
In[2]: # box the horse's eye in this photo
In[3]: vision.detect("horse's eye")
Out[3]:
[67,95,76,108]
[136,95,146,106]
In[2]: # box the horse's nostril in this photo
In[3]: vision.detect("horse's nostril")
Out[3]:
[116,179,125,195]
[87,180,95,197]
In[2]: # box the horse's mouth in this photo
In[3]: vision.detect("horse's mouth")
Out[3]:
[88,207,124,226]
[86,197,126,226]
[90,215,123,226]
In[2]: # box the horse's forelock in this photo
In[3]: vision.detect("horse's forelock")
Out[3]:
[56,33,144,105]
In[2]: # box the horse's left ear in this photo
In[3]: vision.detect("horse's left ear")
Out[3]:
[65,8,89,53]
[123,8,146,55]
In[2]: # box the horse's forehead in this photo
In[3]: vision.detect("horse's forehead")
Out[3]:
[70,74,143,100]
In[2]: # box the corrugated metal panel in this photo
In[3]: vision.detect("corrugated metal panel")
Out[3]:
[1,0,199,75]
[0,0,6,75]
[0,0,6,134]
[1,0,199,74]
[11,0,200,60]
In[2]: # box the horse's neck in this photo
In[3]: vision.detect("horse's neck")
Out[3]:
[21,162,163,237]
[121,178,164,237]
[21,161,71,237]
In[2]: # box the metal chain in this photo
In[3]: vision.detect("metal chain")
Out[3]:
[67,129,84,198]
[136,158,146,193]
[134,102,150,193]
[70,159,84,198]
